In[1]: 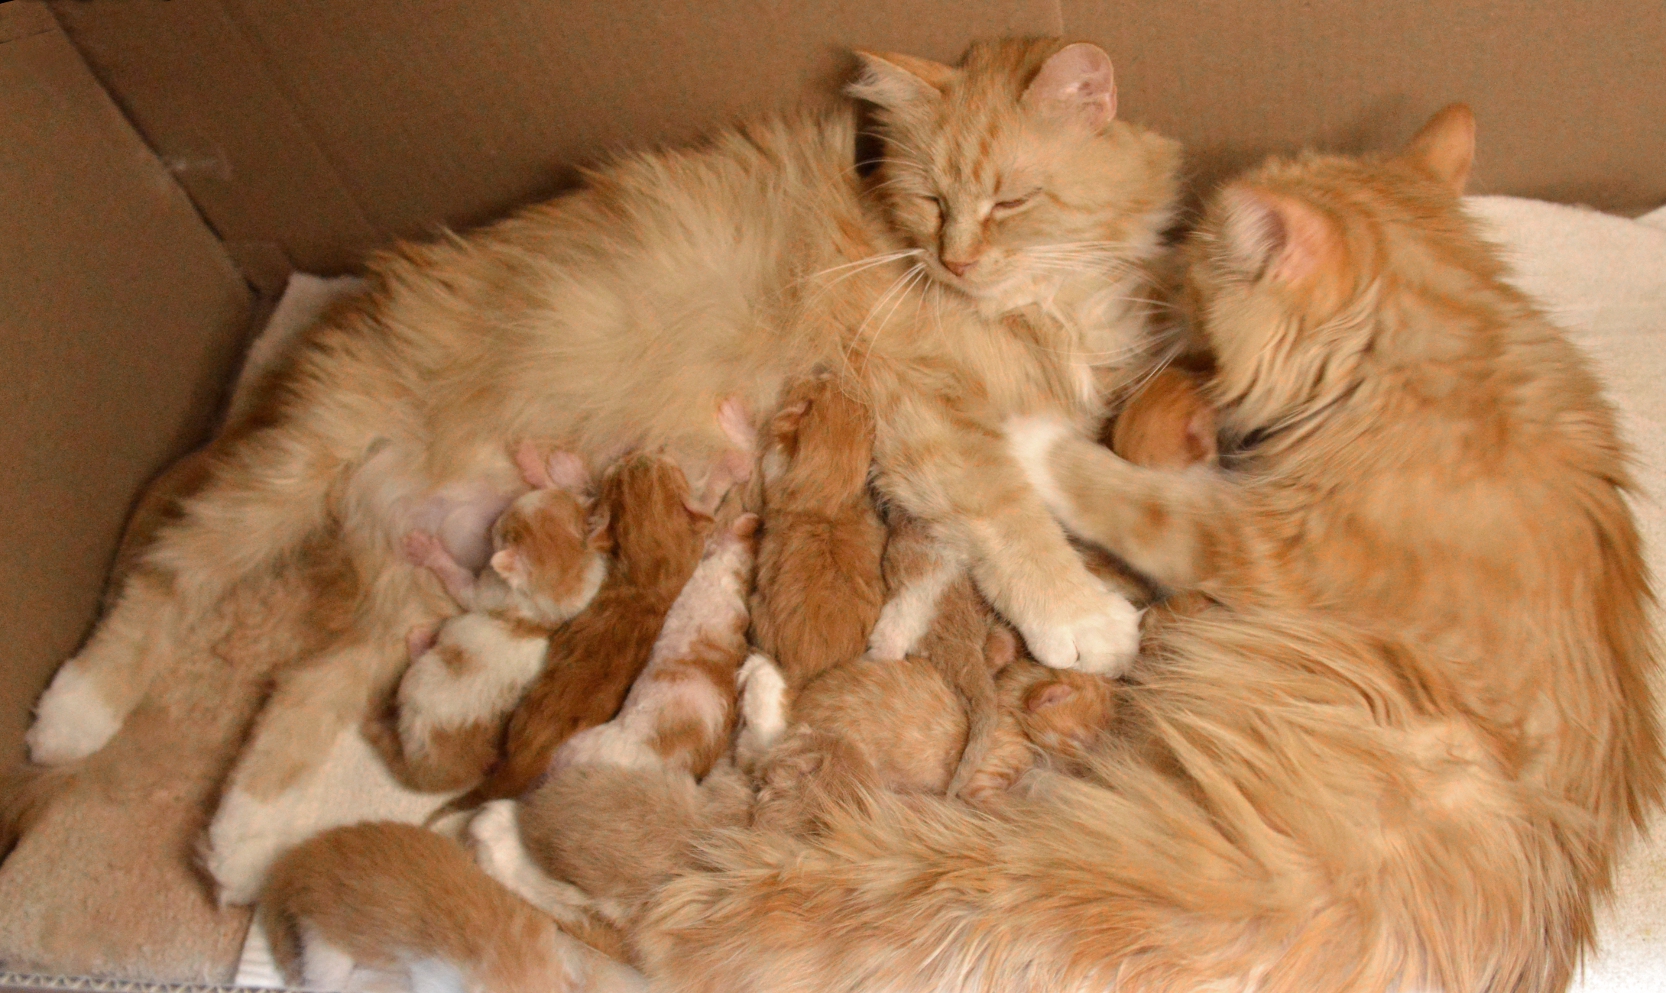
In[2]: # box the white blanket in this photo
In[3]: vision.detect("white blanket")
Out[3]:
[1472,197,1666,993]
[232,198,1666,990]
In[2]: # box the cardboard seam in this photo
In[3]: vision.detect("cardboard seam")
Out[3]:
[213,0,384,254]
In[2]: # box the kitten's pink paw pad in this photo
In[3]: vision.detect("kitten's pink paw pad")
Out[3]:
[26,663,120,764]
[402,530,447,568]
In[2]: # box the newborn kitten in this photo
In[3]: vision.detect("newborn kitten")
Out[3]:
[1109,366,1218,470]
[742,512,1013,818]
[436,453,716,815]
[368,444,608,791]
[487,763,755,931]
[259,821,642,993]
[437,402,754,812]
[552,511,760,780]
[956,658,1121,802]
[748,375,886,689]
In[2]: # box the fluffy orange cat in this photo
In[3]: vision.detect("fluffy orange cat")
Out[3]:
[30,46,1181,893]
[625,107,1662,993]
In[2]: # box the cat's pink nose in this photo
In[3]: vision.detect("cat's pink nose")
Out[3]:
[943,258,977,277]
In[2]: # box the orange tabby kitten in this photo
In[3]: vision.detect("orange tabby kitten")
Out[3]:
[629,107,1663,993]
[367,444,609,791]
[260,821,642,993]
[742,512,1011,816]
[1109,366,1218,470]
[747,375,886,692]
[32,43,1181,870]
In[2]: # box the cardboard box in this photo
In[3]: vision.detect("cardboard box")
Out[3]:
[2,0,1662,984]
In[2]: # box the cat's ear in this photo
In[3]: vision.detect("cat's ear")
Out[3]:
[1021,43,1117,130]
[848,51,955,108]
[1399,103,1476,194]
[1217,186,1339,285]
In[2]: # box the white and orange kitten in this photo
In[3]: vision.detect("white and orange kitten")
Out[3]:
[369,444,608,791]
[259,822,643,993]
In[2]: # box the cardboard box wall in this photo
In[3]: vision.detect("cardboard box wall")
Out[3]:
[2,0,1664,981]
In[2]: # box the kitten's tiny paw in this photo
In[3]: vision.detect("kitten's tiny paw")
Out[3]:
[735,653,787,770]
[1021,592,1141,675]
[402,529,446,568]
[468,800,523,880]
[26,663,121,764]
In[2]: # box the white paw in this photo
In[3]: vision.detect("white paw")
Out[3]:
[735,654,787,770]
[1004,413,1072,509]
[467,800,525,882]
[1019,588,1142,675]
[26,663,121,764]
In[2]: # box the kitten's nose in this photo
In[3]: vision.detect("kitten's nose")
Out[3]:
[943,258,977,277]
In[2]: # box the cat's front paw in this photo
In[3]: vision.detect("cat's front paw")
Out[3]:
[1018,589,1141,675]
[1005,413,1073,511]
[26,662,121,764]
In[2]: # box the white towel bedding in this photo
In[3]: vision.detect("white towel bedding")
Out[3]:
[231,197,1666,991]
[1473,196,1666,993]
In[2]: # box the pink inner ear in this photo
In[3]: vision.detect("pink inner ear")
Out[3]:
[490,548,521,582]
[514,441,555,489]
[544,450,590,492]
[1021,42,1117,127]
[1028,681,1078,712]
[1222,187,1336,284]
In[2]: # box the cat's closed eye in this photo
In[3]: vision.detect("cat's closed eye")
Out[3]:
[993,191,1038,212]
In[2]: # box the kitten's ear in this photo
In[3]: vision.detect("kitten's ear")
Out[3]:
[1399,103,1476,194]
[586,507,614,553]
[1026,680,1079,712]
[848,51,955,108]
[1217,186,1339,285]
[1021,43,1117,130]
[490,548,526,588]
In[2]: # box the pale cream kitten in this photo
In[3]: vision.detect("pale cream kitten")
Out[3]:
[259,821,642,993]
[551,511,759,781]
[367,444,608,792]
[36,39,1179,907]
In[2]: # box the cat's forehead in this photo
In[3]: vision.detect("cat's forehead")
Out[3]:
[909,96,1033,190]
